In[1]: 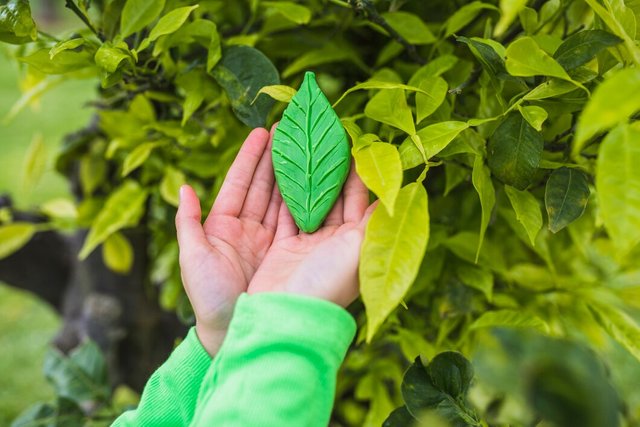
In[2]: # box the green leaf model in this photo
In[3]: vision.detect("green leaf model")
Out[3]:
[272,71,350,233]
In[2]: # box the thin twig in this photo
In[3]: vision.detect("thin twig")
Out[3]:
[348,0,426,64]
[64,0,103,40]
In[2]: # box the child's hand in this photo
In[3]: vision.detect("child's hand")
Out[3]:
[248,166,377,307]
[175,127,280,355]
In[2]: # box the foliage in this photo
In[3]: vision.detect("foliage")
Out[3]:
[2,0,640,425]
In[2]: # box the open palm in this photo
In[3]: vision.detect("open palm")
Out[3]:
[176,127,280,354]
[249,167,377,307]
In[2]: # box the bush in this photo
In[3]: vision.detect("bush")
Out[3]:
[1,0,640,425]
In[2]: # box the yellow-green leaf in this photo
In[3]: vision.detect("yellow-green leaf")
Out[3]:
[353,141,402,215]
[121,142,161,177]
[505,185,542,246]
[472,155,495,261]
[22,133,46,191]
[102,232,134,274]
[471,309,549,332]
[590,303,640,362]
[79,180,148,260]
[361,183,429,342]
[399,122,469,169]
[160,167,186,207]
[380,11,436,45]
[505,37,577,83]
[495,0,527,36]
[254,85,297,103]
[596,123,640,254]
[416,77,448,123]
[41,198,77,220]
[120,0,166,38]
[573,68,640,156]
[333,80,429,108]
[0,223,36,260]
[364,89,415,135]
[518,105,548,131]
[262,1,311,24]
[138,5,199,52]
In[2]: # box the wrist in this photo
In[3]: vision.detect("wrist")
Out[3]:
[195,323,227,356]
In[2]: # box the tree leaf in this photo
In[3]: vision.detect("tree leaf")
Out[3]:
[472,155,496,262]
[365,88,415,135]
[361,183,429,342]
[333,80,430,108]
[211,45,279,128]
[590,303,640,362]
[160,166,186,207]
[79,180,148,259]
[553,29,622,70]
[544,167,590,233]
[471,310,549,331]
[254,84,297,103]
[488,113,543,190]
[382,406,415,427]
[380,11,436,45]
[524,79,578,101]
[138,5,199,52]
[596,123,640,254]
[444,2,498,37]
[94,42,133,73]
[457,36,509,80]
[262,1,311,25]
[102,231,134,274]
[353,142,402,215]
[120,0,166,38]
[272,71,350,232]
[408,55,458,86]
[0,0,37,44]
[495,0,527,36]
[416,77,447,123]
[573,68,640,155]
[505,36,575,82]
[399,122,469,169]
[428,352,474,399]
[121,142,161,177]
[505,185,542,245]
[0,223,36,260]
[456,262,494,301]
[22,133,47,191]
[518,105,548,131]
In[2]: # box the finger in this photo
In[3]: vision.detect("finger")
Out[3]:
[263,182,282,232]
[343,162,370,223]
[274,200,298,240]
[239,126,277,222]
[357,200,379,233]
[209,128,270,218]
[176,185,209,256]
[324,194,344,226]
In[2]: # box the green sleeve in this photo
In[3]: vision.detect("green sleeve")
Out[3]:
[190,292,357,427]
[112,328,211,426]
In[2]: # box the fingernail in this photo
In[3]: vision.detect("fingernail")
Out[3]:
[179,185,186,204]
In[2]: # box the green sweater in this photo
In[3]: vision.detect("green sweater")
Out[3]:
[112,292,356,426]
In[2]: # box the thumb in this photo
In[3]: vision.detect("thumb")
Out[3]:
[175,185,208,254]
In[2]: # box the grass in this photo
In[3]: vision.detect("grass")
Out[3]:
[0,44,96,421]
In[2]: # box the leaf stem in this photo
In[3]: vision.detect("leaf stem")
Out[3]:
[64,0,103,41]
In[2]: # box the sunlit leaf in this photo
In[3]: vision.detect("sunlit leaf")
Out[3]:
[120,0,166,38]
[0,223,36,260]
[505,185,542,245]
[472,155,496,262]
[353,141,402,215]
[102,231,134,274]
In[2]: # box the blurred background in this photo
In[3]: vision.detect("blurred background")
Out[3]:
[0,1,95,422]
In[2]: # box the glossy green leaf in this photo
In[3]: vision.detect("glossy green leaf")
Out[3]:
[79,180,148,259]
[333,80,429,108]
[361,183,429,342]
[505,37,575,82]
[41,198,77,220]
[590,303,640,362]
[120,0,166,38]
[457,36,509,80]
[49,38,85,59]
[381,11,436,45]
[545,167,590,233]
[518,105,548,131]
[18,48,94,74]
[471,310,549,332]
[44,340,109,404]
[0,222,36,260]
[382,406,415,427]
[524,79,578,100]
[472,155,496,262]
[0,0,36,44]
[103,231,134,274]
[365,89,415,135]
[488,113,543,190]
[596,123,640,254]
[573,68,640,155]
[94,42,133,73]
[505,185,542,245]
[408,55,458,86]
[160,166,186,207]
[211,45,279,128]
[399,122,469,169]
[272,72,350,232]
[553,29,622,70]
[138,5,199,52]
[416,77,447,123]
[262,1,311,24]
[444,2,498,37]
[254,84,297,103]
[11,398,83,427]
[353,142,402,215]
